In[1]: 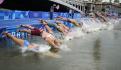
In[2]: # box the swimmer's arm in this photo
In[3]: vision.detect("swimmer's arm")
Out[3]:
[57,16,68,21]
[48,41,59,49]
[40,20,53,33]
[44,25,53,34]
[62,24,69,30]
[72,21,80,27]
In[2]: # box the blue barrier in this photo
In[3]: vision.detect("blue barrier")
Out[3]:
[0,10,81,20]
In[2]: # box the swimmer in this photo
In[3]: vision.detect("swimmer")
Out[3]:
[18,25,62,53]
[39,19,53,34]
[56,16,83,27]
[95,12,108,22]
[2,32,62,58]
[39,19,69,35]
[55,21,70,35]
[2,32,40,53]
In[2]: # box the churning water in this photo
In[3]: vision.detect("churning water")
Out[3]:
[0,18,121,70]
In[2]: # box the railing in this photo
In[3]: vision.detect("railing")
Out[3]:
[50,0,85,13]
[62,0,83,9]
[61,0,91,13]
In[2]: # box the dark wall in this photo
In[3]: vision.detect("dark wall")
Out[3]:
[0,0,69,12]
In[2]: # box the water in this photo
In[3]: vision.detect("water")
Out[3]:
[0,19,121,70]
[0,29,121,70]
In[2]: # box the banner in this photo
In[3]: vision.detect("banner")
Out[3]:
[0,10,81,20]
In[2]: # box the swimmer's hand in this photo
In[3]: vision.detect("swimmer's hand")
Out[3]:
[2,32,9,37]
[39,19,47,25]
[55,16,63,20]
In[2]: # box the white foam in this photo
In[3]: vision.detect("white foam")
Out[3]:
[63,27,85,41]
[59,44,71,52]
[80,18,116,32]
[34,44,51,53]
[20,44,51,53]
[20,47,28,53]
[62,18,119,41]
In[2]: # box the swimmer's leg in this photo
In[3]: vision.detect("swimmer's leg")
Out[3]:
[3,32,24,47]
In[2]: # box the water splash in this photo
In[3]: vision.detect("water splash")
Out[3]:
[19,44,51,53]
[59,44,71,52]
[5,18,121,57]
[64,27,85,41]
[62,18,120,42]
